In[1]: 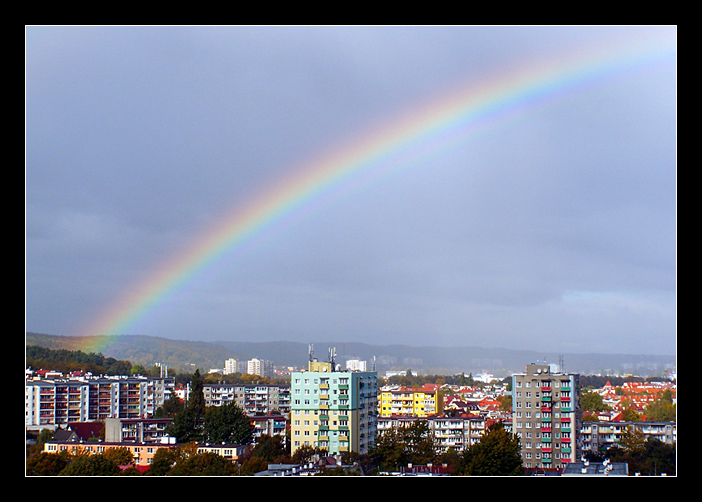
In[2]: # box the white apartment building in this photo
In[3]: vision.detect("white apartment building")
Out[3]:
[224,358,239,375]
[247,358,274,379]
[345,359,367,372]
[25,375,174,429]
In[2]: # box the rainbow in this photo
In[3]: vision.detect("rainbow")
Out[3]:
[76,32,676,347]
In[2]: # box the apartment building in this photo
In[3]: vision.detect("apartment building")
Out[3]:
[377,414,487,453]
[247,358,274,379]
[250,415,288,444]
[290,358,378,456]
[43,439,246,468]
[378,384,441,417]
[26,375,175,429]
[580,420,676,455]
[224,358,236,375]
[512,363,582,470]
[104,417,174,444]
[203,383,290,415]
[44,440,171,469]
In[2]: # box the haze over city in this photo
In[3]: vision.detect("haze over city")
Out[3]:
[25,26,676,356]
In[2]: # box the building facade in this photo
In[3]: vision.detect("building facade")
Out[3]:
[512,363,582,470]
[377,414,487,453]
[26,375,175,428]
[378,385,441,417]
[247,358,274,379]
[104,417,174,444]
[203,383,290,416]
[290,359,377,456]
[580,420,676,455]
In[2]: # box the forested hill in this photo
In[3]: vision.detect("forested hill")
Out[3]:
[26,345,133,375]
[26,332,675,378]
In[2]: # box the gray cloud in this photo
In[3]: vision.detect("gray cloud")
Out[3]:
[26,26,676,355]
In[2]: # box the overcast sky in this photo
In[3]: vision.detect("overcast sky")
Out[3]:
[25,26,676,355]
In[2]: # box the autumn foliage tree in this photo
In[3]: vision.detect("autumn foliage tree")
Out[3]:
[459,421,524,476]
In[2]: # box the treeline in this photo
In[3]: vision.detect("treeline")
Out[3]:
[579,374,671,389]
[380,371,485,388]
[26,345,133,376]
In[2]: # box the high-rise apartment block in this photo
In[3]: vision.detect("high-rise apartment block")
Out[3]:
[247,358,274,379]
[290,353,377,457]
[203,383,290,415]
[25,375,174,429]
[511,363,581,470]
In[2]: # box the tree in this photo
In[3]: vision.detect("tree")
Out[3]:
[26,452,69,476]
[102,447,134,466]
[145,446,187,476]
[203,401,254,445]
[644,390,676,421]
[168,451,238,476]
[154,395,185,419]
[167,370,206,442]
[369,420,438,472]
[607,428,676,476]
[460,421,523,476]
[581,391,610,413]
[59,454,121,476]
[290,444,325,464]
[240,456,268,475]
[250,434,290,463]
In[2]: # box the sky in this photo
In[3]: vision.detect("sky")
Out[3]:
[25,26,676,355]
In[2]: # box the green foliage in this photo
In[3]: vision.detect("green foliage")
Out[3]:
[203,401,253,445]
[460,421,524,476]
[145,447,186,476]
[153,395,185,418]
[381,372,476,388]
[26,345,132,375]
[369,421,439,472]
[249,435,289,463]
[644,389,676,421]
[168,451,238,476]
[26,452,69,476]
[101,447,134,466]
[167,370,206,442]
[581,391,611,413]
[290,444,325,464]
[58,454,122,476]
[607,429,676,475]
[240,456,268,475]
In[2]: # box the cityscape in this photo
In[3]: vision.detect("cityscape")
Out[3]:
[26,341,676,476]
[26,25,676,477]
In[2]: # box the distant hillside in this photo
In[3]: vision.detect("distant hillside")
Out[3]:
[26,332,675,378]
